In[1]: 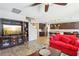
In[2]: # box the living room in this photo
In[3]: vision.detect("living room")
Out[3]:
[0,1,79,59]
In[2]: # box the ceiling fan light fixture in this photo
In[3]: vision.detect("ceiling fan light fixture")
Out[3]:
[45,4,49,12]
[30,3,67,12]
[54,3,67,6]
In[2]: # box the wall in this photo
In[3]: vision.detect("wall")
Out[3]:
[50,22,79,29]
[29,23,38,41]
[0,10,28,22]
[60,23,75,29]
[0,20,2,35]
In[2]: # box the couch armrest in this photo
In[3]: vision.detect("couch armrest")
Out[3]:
[75,39,79,48]
[77,48,79,56]
[50,36,55,41]
[50,38,55,43]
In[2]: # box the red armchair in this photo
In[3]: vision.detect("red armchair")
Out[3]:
[49,34,79,56]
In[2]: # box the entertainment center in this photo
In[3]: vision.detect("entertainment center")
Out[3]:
[0,18,28,49]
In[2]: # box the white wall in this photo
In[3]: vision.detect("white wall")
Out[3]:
[0,10,28,22]
[29,23,37,41]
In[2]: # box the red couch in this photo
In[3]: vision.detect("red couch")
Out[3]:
[49,34,79,56]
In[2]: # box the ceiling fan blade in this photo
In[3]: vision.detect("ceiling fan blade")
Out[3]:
[45,4,49,12]
[54,3,67,6]
[30,3,41,6]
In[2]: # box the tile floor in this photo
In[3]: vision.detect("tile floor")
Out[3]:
[0,36,68,56]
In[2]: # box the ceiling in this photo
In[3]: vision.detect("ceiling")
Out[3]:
[0,3,79,23]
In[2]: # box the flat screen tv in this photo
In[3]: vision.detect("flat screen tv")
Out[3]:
[3,24,22,35]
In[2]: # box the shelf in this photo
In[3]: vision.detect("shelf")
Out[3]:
[0,19,28,49]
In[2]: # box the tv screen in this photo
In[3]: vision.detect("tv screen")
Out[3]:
[3,24,21,35]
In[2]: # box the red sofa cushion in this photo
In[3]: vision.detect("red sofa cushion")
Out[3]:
[75,39,79,47]
[53,41,78,51]
[61,48,77,56]
[65,44,78,51]
[60,35,77,44]
[63,35,77,45]
[60,35,71,43]
[68,35,77,45]
[50,36,53,40]
[54,41,66,47]
[56,34,61,40]
[51,35,60,41]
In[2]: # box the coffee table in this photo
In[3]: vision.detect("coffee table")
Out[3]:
[29,47,61,56]
[39,49,51,56]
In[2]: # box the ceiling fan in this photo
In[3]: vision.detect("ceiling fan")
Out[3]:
[30,3,67,12]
